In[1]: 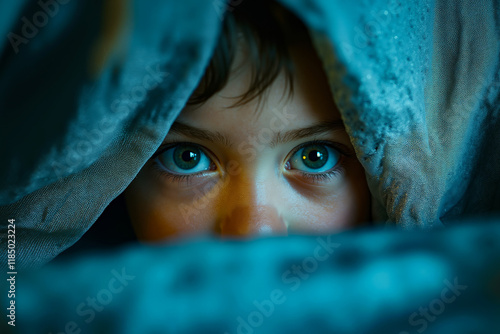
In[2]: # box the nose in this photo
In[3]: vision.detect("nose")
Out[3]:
[219,204,288,238]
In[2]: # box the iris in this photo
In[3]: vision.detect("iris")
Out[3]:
[288,143,340,173]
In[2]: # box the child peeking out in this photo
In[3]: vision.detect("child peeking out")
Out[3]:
[123,1,371,241]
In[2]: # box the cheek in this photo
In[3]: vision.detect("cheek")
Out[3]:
[123,171,219,242]
[286,159,371,233]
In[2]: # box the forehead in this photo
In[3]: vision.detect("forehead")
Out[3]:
[178,41,341,131]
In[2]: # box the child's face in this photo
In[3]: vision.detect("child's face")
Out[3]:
[124,41,371,241]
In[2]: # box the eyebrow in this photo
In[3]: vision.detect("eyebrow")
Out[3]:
[167,120,345,148]
[270,120,345,148]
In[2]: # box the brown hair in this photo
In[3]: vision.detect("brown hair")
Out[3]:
[187,1,310,107]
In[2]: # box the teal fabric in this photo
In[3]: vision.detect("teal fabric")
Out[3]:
[0,0,221,268]
[6,220,500,333]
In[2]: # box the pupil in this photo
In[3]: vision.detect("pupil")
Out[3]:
[173,145,200,170]
[182,150,195,162]
[302,145,328,169]
[309,151,321,161]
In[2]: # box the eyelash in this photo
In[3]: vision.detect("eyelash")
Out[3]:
[151,163,209,185]
[150,140,351,184]
[298,170,343,182]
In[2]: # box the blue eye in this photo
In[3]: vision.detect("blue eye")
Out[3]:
[155,143,214,175]
[287,143,341,173]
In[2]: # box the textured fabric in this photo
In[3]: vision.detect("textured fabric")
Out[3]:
[0,0,221,269]
[5,220,500,333]
[0,0,499,267]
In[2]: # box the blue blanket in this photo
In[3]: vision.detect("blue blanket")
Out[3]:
[4,220,500,333]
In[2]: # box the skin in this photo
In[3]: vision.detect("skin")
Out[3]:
[124,39,371,242]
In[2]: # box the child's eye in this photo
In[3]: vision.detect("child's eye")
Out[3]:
[155,143,215,175]
[285,141,342,178]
